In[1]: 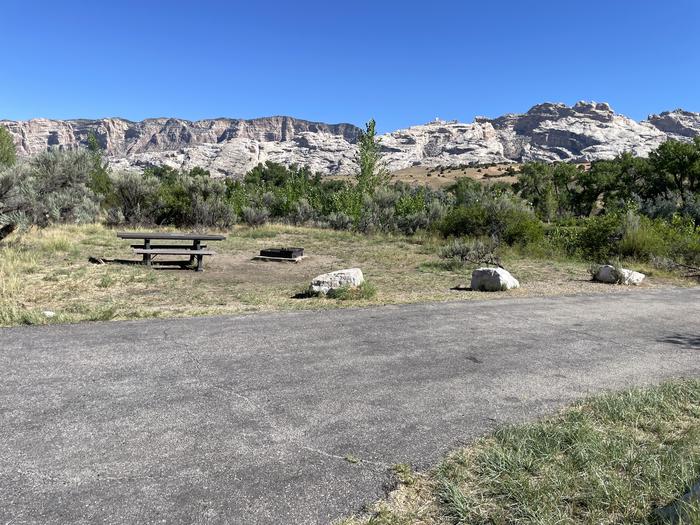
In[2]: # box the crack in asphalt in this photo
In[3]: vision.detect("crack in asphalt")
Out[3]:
[209,382,391,472]
[160,324,392,474]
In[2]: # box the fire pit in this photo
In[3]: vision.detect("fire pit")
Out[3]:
[260,247,304,259]
[254,247,305,262]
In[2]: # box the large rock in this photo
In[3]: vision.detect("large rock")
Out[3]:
[2,102,700,177]
[593,265,645,285]
[593,264,619,284]
[310,268,364,295]
[470,267,520,292]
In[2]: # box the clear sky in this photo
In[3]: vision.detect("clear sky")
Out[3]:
[2,0,699,132]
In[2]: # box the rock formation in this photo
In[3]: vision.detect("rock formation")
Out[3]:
[2,102,699,177]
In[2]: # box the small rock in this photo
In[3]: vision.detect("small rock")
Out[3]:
[470,267,520,292]
[42,310,56,318]
[310,268,364,295]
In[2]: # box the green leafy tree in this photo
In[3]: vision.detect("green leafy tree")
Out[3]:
[0,126,17,168]
[356,118,390,195]
[649,138,700,206]
[339,119,391,223]
[578,153,652,213]
[515,163,576,221]
[86,131,112,199]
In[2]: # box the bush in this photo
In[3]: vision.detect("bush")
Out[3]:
[618,212,668,260]
[107,171,159,225]
[327,212,353,230]
[28,149,101,225]
[152,169,229,226]
[544,223,583,256]
[242,206,270,227]
[439,199,543,246]
[0,164,31,239]
[357,190,398,233]
[576,214,623,261]
[190,195,236,228]
[0,126,16,168]
[438,238,502,267]
[500,208,544,245]
[290,198,314,225]
[439,205,489,238]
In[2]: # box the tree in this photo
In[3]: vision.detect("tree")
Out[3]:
[0,126,16,168]
[355,119,389,195]
[515,162,577,221]
[577,153,652,214]
[649,138,700,206]
[86,131,112,199]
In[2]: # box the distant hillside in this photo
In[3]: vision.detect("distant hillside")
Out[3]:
[2,102,699,177]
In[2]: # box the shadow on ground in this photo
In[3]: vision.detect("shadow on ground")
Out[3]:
[88,257,195,271]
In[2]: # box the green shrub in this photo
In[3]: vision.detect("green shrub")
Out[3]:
[0,126,16,168]
[107,171,159,225]
[500,208,544,245]
[544,223,583,256]
[438,205,489,238]
[190,195,236,228]
[618,213,668,260]
[576,214,623,261]
[439,203,542,246]
[290,198,315,225]
[0,164,31,239]
[242,206,270,227]
[28,150,101,225]
[327,212,353,230]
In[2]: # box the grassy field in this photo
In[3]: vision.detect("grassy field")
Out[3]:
[340,380,700,525]
[0,223,693,327]
[329,163,520,189]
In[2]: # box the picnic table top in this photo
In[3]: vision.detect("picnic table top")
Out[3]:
[116,232,226,241]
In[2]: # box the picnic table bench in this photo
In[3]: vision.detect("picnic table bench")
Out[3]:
[117,232,226,271]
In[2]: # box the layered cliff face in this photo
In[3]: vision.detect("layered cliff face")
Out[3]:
[477,102,670,162]
[2,102,699,177]
[647,109,700,140]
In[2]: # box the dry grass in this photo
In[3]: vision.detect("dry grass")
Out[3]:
[0,223,692,327]
[326,164,519,189]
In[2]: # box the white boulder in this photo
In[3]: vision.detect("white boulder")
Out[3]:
[593,265,645,285]
[470,267,520,292]
[310,268,364,295]
[618,268,646,286]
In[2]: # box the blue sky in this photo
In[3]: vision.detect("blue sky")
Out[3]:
[2,0,699,132]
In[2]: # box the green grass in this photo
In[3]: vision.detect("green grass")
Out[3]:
[340,380,700,525]
[327,281,378,301]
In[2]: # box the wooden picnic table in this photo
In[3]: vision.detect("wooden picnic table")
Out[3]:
[116,232,226,271]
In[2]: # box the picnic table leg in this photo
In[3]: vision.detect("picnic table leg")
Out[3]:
[189,240,200,265]
[143,239,152,267]
[196,254,204,272]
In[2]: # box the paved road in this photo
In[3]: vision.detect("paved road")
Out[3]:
[1,288,699,524]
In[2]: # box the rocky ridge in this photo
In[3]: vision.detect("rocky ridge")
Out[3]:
[2,102,699,177]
